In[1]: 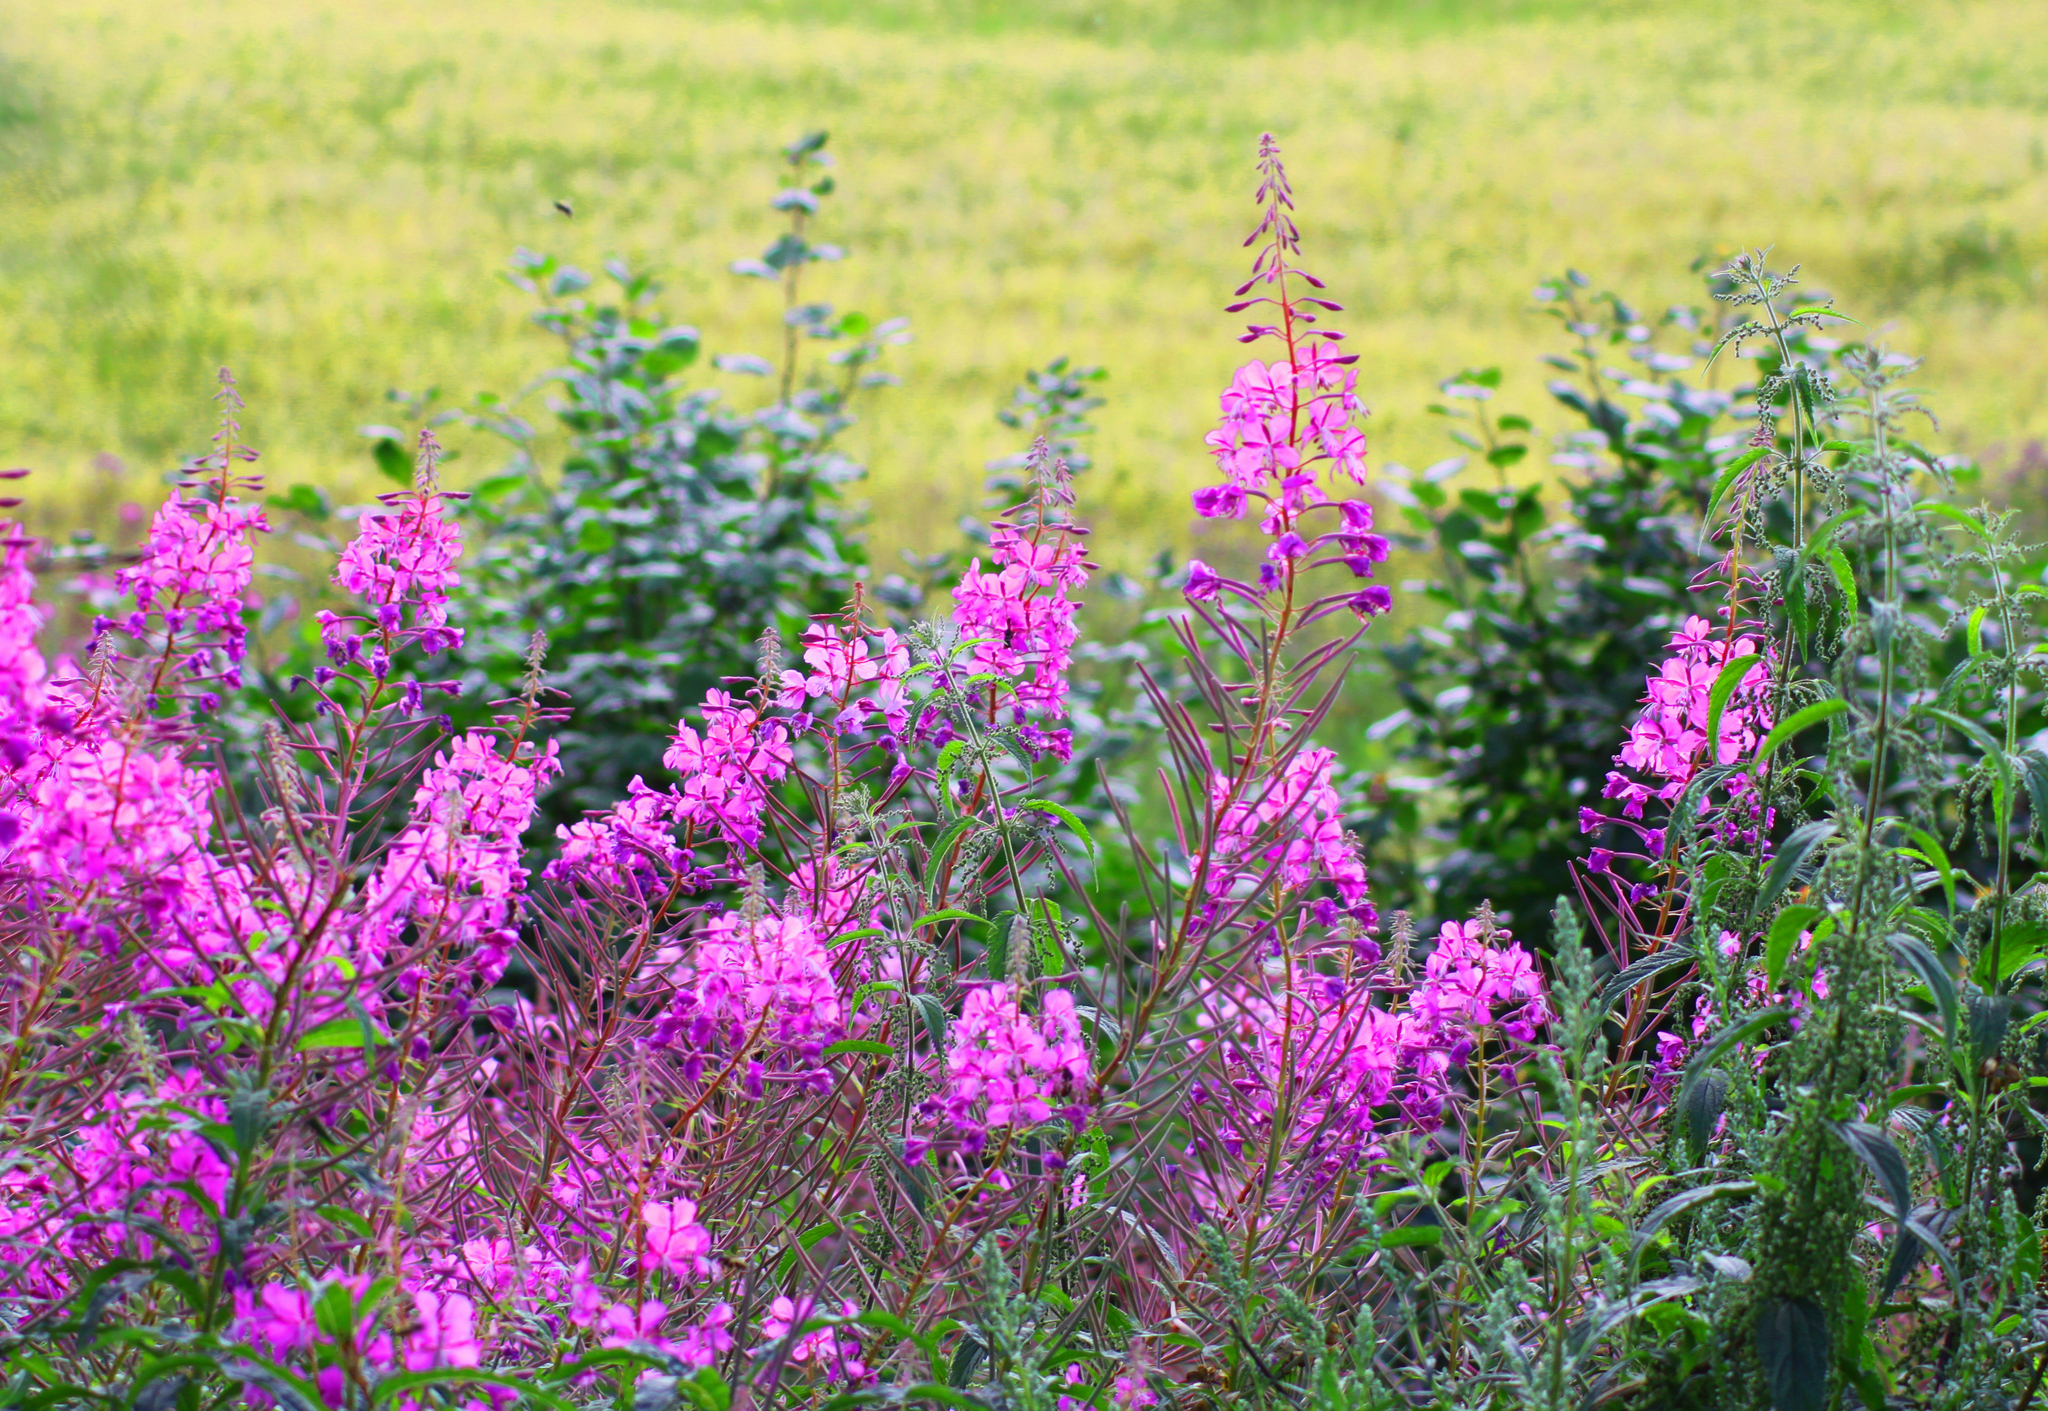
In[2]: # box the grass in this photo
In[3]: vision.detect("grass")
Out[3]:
[3,0,2046,574]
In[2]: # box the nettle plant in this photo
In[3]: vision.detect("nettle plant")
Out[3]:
[0,143,2042,1411]
[255,131,910,827]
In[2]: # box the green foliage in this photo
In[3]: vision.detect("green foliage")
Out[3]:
[1367,273,1733,929]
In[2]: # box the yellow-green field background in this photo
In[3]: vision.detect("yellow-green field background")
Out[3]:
[4,0,2046,572]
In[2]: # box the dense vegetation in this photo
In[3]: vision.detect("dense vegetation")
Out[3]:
[5,124,2048,1411]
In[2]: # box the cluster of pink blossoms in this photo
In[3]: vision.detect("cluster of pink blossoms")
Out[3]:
[0,1072,230,1298]
[1196,347,1365,525]
[777,622,913,737]
[334,481,464,636]
[690,909,844,1051]
[1191,918,1552,1201]
[112,492,269,684]
[1182,135,1391,621]
[1584,613,1775,863]
[362,730,562,973]
[760,1295,870,1386]
[952,513,1093,757]
[929,983,1090,1155]
[235,1278,490,1407]
[663,690,795,849]
[1411,918,1553,1046]
[1202,745,1374,928]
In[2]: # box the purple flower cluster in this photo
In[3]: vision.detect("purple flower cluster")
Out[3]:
[1182,135,1391,622]
[1583,611,1776,865]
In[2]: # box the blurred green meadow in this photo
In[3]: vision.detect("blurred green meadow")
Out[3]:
[3,0,2046,571]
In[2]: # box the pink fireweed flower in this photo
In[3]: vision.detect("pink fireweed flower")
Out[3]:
[1201,746,1373,919]
[760,1296,867,1382]
[943,984,1090,1141]
[641,1199,716,1280]
[404,1289,482,1371]
[676,908,844,1052]
[951,501,1093,733]
[1588,613,1775,850]
[9,738,216,890]
[663,690,793,850]
[333,475,463,634]
[1194,134,1369,592]
[0,518,49,717]
[546,775,691,890]
[115,493,269,670]
[779,623,915,736]
[361,731,560,961]
[1411,919,1553,1043]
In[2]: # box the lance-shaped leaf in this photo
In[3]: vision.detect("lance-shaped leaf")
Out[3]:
[1702,654,1762,764]
[1675,1008,1791,1163]
[1886,932,1957,1047]
[1748,822,1835,923]
[1596,943,1697,1014]
[2021,749,2048,844]
[1630,1179,1758,1260]
[1753,698,1847,766]
[1765,906,1823,991]
[1832,1120,1916,1268]
[1705,446,1768,522]
[1681,1067,1734,1167]
[1968,992,2012,1066]
[1756,1298,1829,1411]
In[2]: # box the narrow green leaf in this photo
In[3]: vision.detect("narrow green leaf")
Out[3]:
[1754,699,1847,764]
[1376,1224,1443,1250]
[1702,654,1762,766]
[1766,906,1822,990]
[1597,945,1697,1014]
[1631,1180,1758,1258]
[1705,447,1768,521]
[1923,707,2012,792]
[1682,1068,1734,1166]
[1749,823,1835,921]
[1675,1007,1793,1156]
[1757,1298,1830,1411]
[1794,507,1866,577]
[1020,798,1097,861]
[1919,501,1989,540]
[294,1016,390,1052]
[1886,933,1958,1047]
[823,1040,894,1058]
[1835,1121,1916,1233]
[1824,547,1857,623]
[1901,824,1958,914]
[912,908,983,929]
[2019,750,2048,846]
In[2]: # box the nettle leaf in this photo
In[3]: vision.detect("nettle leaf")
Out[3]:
[1749,822,1835,922]
[1753,698,1847,764]
[1968,993,2012,1066]
[1676,1008,1791,1164]
[1705,446,1768,522]
[1766,906,1823,990]
[1886,932,1957,1047]
[1630,1179,1757,1260]
[1681,1068,1733,1167]
[1020,798,1097,861]
[1596,944,1697,1015]
[1756,1297,1830,1411]
[1832,1121,1914,1234]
